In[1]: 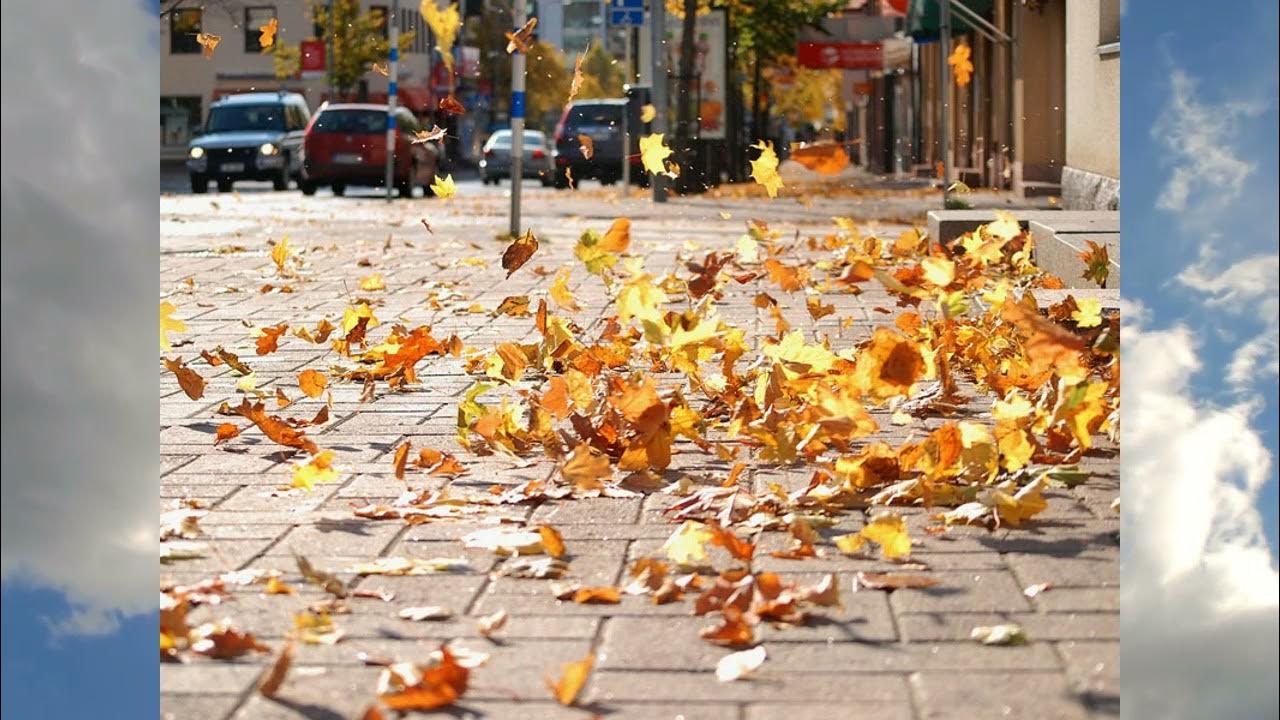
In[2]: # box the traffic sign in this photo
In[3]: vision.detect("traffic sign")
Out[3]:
[609,0,643,26]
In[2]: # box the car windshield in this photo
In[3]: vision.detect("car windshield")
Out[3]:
[488,131,544,148]
[566,106,620,128]
[206,104,286,132]
[311,110,387,134]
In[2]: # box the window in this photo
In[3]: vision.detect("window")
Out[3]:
[1099,0,1120,47]
[161,96,202,146]
[170,8,202,54]
[206,104,287,133]
[311,109,388,134]
[245,6,277,53]
[370,5,389,39]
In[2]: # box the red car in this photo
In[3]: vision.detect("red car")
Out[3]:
[299,103,439,197]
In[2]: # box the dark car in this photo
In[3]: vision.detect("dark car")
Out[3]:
[186,92,310,193]
[551,99,640,188]
[298,103,439,198]
[478,129,554,185]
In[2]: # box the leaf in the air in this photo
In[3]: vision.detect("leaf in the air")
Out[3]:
[292,450,339,490]
[716,645,766,682]
[431,174,458,199]
[160,301,187,351]
[749,141,783,198]
[196,32,221,59]
[258,17,278,48]
[547,653,593,706]
[639,133,673,176]
[502,229,539,278]
[257,641,293,697]
[505,17,538,53]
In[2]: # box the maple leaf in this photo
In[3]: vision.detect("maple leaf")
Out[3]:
[410,125,448,144]
[749,141,783,198]
[1077,240,1110,286]
[431,174,458,199]
[257,17,278,49]
[501,229,539,278]
[948,43,974,86]
[549,267,581,312]
[1071,296,1103,328]
[292,450,339,490]
[255,323,288,355]
[421,0,461,69]
[663,520,715,567]
[854,572,940,591]
[196,32,221,59]
[835,514,912,560]
[639,133,674,176]
[640,104,657,123]
[160,301,187,351]
[163,357,205,400]
[547,653,593,706]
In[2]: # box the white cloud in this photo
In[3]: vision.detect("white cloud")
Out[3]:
[1227,329,1280,389]
[1176,250,1280,308]
[1121,306,1279,719]
[1151,68,1267,214]
[1,3,159,634]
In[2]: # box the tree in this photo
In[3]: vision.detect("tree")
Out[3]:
[575,42,625,99]
[271,0,414,97]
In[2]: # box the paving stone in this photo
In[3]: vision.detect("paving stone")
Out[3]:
[160,694,246,720]
[911,671,1092,719]
[887,570,1033,614]
[590,670,912,704]
[898,612,1119,642]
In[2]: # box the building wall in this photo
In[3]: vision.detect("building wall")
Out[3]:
[1063,0,1120,208]
[161,1,434,159]
[1016,0,1066,185]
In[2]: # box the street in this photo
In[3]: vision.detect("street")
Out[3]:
[159,164,1118,720]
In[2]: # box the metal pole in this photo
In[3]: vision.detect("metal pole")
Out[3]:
[385,0,400,203]
[327,0,335,101]
[650,0,667,203]
[510,0,527,236]
[622,27,631,189]
[939,0,952,204]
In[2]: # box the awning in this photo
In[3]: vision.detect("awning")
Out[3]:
[906,0,994,40]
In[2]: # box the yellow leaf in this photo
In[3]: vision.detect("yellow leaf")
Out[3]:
[839,514,912,560]
[639,134,673,176]
[921,257,956,287]
[359,273,386,292]
[549,267,581,312]
[1071,297,1103,328]
[640,104,657,123]
[271,235,292,273]
[420,1,461,69]
[160,301,187,351]
[431,174,457,199]
[258,17,278,49]
[662,521,714,567]
[749,141,783,198]
[292,450,338,491]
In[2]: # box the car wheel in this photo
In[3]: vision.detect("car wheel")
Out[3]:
[216,179,233,192]
[397,164,416,198]
[554,169,570,189]
[299,179,317,196]
[272,163,289,191]
[331,183,346,197]
[190,174,208,194]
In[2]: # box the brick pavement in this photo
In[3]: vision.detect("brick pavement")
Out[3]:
[160,176,1118,720]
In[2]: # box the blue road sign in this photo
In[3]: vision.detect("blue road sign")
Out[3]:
[610,9,643,25]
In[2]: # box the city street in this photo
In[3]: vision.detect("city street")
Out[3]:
[160,164,1118,720]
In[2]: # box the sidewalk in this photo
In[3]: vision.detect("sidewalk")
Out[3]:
[160,173,1118,720]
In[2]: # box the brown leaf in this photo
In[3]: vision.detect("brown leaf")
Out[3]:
[547,653,593,706]
[853,571,941,591]
[477,609,509,638]
[505,17,538,53]
[393,442,411,481]
[234,399,319,454]
[257,642,294,698]
[502,229,539,278]
[256,323,289,355]
[214,423,242,445]
[379,646,470,711]
[163,357,206,400]
[577,134,594,160]
[439,95,466,115]
[190,623,270,658]
[538,526,567,559]
[699,606,754,647]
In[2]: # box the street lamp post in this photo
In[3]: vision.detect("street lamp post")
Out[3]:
[939,0,952,206]
[509,0,527,235]
[385,0,400,203]
[650,0,668,203]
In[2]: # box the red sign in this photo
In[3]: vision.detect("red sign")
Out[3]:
[300,40,325,74]
[797,42,883,70]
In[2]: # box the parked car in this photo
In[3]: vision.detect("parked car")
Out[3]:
[479,130,554,185]
[551,99,640,188]
[186,92,310,193]
[298,103,439,198]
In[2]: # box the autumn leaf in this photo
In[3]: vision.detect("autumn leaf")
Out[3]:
[477,609,508,638]
[1077,240,1110,286]
[547,653,593,706]
[160,301,187,351]
[438,95,466,115]
[560,443,612,490]
[639,133,674,176]
[600,218,631,253]
[196,32,221,59]
[640,104,656,123]
[298,369,327,398]
[505,17,538,53]
[271,235,293,273]
[549,268,581,312]
[854,572,940,591]
[421,0,461,70]
[971,623,1027,646]
[163,357,205,400]
[806,296,836,321]
[663,520,714,567]
[393,442,411,480]
[1071,296,1103,328]
[948,43,974,86]
[568,47,587,104]
[360,273,386,292]
[716,645,766,682]
[258,17,278,49]
[256,323,288,355]
[292,450,339,490]
[790,143,849,175]
[835,514,912,560]
[502,229,539,278]
[235,399,319,454]
[214,423,241,445]
[431,174,458,199]
[411,125,448,144]
[372,61,390,76]
[577,134,594,160]
[538,526,567,558]
[190,623,269,658]
[749,141,783,198]
[257,642,293,698]
[378,645,469,711]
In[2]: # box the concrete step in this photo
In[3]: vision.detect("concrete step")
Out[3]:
[1030,219,1121,290]
[1021,180,1061,198]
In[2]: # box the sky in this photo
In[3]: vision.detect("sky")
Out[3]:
[0,1,1277,719]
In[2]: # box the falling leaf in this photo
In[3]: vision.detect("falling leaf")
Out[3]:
[663,521,715,567]
[296,554,349,597]
[547,653,593,706]
[292,450,339,490]
[789,143,849,175]
[477,609,508,638]
[600,218,631,253]
[378,646,469,711]
[411,125,448,144]
[568,48,587,104]
[438,95,466,115]
[505,17,538,53]
[264,575,295,595]
[298,369,327,398]
[257,641,293,697]
[372,61,390,76]
[640,104,656,123]
[190,622,269,658]
[393,442,411,480]
[235,399,319,454]
[431,174,458,199]
[639,133,673,176]
[971,623,1027,646]
[360,273,387,292]
[549,268,581,312]
[1077,240,1110,286]
[420,218,435,234]
[214,423,241,445]
[399,606,454,621]
[500,557,568,579]
[196,32,221,59]
[538,526,567,558]
[716,645,767,682]
[835,514,912,560]
[1071,297,1103,328]
[1023,582,1053,598]
[163,357,205,400]
[560,443,613,490]
[948,43,974,86]
[854,572,941,591]
[502,229,539,278]
[258,17,278,49]
[577,134,594,160]
[749,141,783,198]
[160,301,187,351]
[271,235,293,273]
[256,323,288,355]
[350,557,470,576]
[806,296,836,321]
[463,528,546,556]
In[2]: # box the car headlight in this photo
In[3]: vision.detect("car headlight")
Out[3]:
[259,143,279,156]
[189,147,205,159]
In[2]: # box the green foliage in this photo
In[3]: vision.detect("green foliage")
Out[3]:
[274,0,415,94]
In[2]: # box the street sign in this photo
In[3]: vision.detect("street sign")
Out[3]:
[609,0,643,26]
[797,41,883,70]
[300,40,325,79]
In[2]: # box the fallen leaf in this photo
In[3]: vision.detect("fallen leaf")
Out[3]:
[292,450,339,490]
[971,623,1027,646]
[190,622,269,658]
[163,357,205,400]
[298,369,327,398]
[538,526,567,558]
[477,609,508,638]
[350,557,470,576]
[378,646,469,711]
[547,653,593,706]
[1023,582,1053,598]
[398,606,454,621]
[854,572,940,591]
[257,641,293,697]
[716,645,767,682]
[160,301,188,351]
[214,423,241,445]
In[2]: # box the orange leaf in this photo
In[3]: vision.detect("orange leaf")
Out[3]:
[379,646,470,711]
[502,229,539,278]
[298,369,327,398]
[763,259,806,292]
[393,442,410,481]
[163,357,205,400]
[699,607,754,647]
[439,95,466,115]
[789,143,850,175]
[234,399,319,455]
[599,218,631,253]
[547,653,594,706]
[256,323,288,355]
[214,423,242,445]
[538,526,567,558]
[257,641,293,697]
